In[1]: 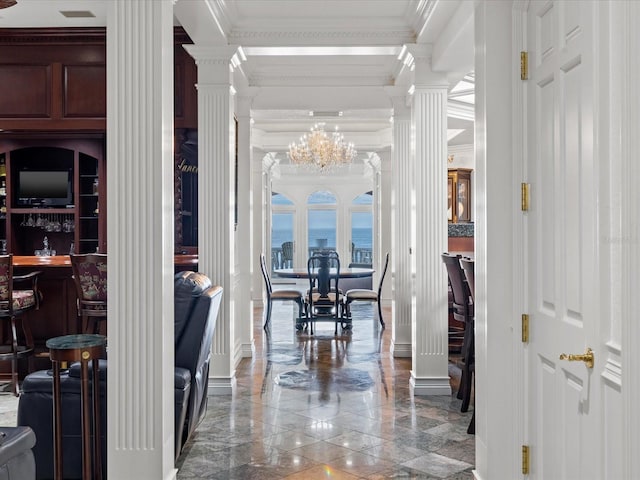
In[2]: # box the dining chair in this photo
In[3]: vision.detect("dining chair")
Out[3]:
[459,256,475,434]
[0,254,42,396]
[306,252,343,335]
[259,253,305,330]
[343,252,389,329]
[441,252,474,413]
[448,279,465,353]
[306,250,342,295]
[70,253,108,334]
[460,257,475,302]
[281,241,294,268]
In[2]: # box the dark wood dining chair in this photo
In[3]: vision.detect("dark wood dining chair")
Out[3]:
[259,253,305,330]
[441,253,474,414]
[306,252,343,335]
[0,254,42,396]
[459,256,475,434]
[343,252,389,328]
[70,253,108,334]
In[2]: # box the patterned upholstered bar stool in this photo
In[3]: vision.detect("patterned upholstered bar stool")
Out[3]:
[0,254,42,396]
[70,254,107,335]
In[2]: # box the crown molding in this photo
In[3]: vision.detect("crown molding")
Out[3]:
[229,28,415,46]
[0,26,192,45]
[0,27,105,44]
[248,74,393,88]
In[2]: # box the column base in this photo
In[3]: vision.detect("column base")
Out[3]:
[410,373,452,396]
[207,376,236,395]
[163,469,178,480]
[391,341,412,358]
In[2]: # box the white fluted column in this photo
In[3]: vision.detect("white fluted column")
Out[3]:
[390,95,412,358]
[106,1,176,478]
[260,153,278,277]
[184,45,242,394]
[622,0,640,476]
[236,93,255,357]
[409,48,450,395]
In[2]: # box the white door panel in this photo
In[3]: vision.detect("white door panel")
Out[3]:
[526,1,601,478]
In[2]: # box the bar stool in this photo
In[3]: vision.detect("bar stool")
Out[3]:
[70,254,107,334]
[0,254,42,396]
[46,334,106,480]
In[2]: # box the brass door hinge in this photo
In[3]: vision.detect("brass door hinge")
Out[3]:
[521,183,530,211]
[522,445,530,475]
[522,314,529,343]
[521,51,528,80]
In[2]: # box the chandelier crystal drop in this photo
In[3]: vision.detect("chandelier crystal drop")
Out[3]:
[287,123,357,171]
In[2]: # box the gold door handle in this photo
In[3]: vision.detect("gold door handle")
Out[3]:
[559,347,594,369]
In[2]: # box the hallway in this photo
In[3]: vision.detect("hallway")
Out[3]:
[175,301,475,479]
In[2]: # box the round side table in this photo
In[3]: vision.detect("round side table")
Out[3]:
[46,334,106,480]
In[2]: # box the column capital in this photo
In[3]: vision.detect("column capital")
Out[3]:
[262,152,280,174]
[365,152,382,173]
[236,87,260,117]
[401,44,449,88]
[387,93,412,121]
[183,45,244,64]
[183,45,245,84]
[403,43,433,62]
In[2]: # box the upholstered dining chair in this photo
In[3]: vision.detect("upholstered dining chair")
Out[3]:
[259,253,305,330]
[70,253,107,335]
[0,254,42,396]
[343,252,389,329]
[441,252,474,414]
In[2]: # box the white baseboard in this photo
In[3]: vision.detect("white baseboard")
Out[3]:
[207,376,236,395]
[391,341,412,357]
[241,340,255,358]
[410,374,452,396]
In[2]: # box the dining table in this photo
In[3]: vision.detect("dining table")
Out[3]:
[274,267,374,279]
[274,267,374,333]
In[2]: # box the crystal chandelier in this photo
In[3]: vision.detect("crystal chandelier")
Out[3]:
[287,123,357,171]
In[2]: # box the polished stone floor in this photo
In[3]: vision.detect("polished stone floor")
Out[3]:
[175,299,475,479]
[0,298,475,479]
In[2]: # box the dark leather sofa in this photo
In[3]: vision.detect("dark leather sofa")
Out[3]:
[17,271,223,479]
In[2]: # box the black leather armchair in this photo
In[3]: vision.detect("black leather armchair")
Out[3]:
[173,271,223,449]
[0,426,36,480]
[17,272,223,479]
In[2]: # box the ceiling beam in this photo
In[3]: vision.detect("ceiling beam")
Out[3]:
[431,0,474,78]
[174,0,227,45]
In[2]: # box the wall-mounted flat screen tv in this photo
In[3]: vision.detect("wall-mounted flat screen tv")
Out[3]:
[16,170,72,207]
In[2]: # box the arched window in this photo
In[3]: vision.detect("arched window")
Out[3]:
[307,190,337,256]
[350,192,373,264]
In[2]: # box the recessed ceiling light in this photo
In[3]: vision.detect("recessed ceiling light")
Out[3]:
[60,10,96,18]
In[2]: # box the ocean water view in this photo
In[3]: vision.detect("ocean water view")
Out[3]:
[272,228,372,249]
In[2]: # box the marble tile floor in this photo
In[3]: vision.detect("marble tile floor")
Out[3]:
[0,300,475,479]
[175,300,476,479]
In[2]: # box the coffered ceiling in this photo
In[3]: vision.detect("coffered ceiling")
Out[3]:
[0,0,475,152]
